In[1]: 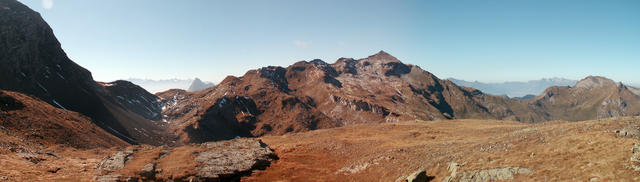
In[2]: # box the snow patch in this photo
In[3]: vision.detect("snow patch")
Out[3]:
[139,96,149,102]
[52,100,67,110]
[106,126,136,143]
[36,82,48,92]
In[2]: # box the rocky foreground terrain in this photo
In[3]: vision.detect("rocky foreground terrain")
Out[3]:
[2,117,640,181]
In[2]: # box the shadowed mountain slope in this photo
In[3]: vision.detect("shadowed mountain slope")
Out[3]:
[0,0,170,145]
[0,90,128,150]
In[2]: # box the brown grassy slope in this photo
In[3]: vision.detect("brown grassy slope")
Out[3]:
[0,90,128,151]
[245,117,640,181]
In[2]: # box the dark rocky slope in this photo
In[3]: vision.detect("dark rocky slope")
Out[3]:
[0,90,128,150]
[0,0,169,145]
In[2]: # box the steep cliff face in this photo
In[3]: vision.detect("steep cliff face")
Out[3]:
[0,0,170,145]
[159,51,545,143]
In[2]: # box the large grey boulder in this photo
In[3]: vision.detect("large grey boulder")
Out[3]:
[196,138,276,180]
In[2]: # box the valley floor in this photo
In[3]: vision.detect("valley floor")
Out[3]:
[1,117,640,181]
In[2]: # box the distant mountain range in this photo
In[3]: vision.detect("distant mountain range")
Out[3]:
[448,78,577,98]
[125,78,192,93]
[126,78,215,93]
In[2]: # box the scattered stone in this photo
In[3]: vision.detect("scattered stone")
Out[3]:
[138,163,157,180]
[446,162,465,178]
[615,128,640,138]
[95,150,134,173]
[16,153,45,164]
[630,143,640,171]
[590,177,599,181]
[443,165,532,182]
[47,167,61,173]
[44,152,60,159]
[0,126,8,135]
[93,174,137,182]
[93,174,121,182]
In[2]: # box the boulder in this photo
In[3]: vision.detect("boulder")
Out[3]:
[404,170,432,182]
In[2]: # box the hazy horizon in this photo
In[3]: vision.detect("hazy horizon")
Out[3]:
[18,0,640,85]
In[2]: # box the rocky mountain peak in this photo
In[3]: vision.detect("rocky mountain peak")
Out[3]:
[575,76,617,89]
[364,50,400,63]
[187,78,215,92]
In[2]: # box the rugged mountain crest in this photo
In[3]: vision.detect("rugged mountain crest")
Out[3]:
[530,76,640,121]
[159,51,546,143]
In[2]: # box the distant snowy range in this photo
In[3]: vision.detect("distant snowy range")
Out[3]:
[447,78,578,99]
[126,78,214,93]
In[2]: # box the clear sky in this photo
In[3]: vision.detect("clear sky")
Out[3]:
[18,0,640,85]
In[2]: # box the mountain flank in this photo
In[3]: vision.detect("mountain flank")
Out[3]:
[0,0,171,145]
[0,90,128,150]
[158,51,553,143]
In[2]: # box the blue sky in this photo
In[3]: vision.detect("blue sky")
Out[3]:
[19,0,640,85]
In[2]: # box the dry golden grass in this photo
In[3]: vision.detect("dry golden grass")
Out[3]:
[245,117,640,181]
[1,117,639,181]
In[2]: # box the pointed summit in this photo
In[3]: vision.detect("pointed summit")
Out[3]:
[187,78,215,92]
[366,50,400,63]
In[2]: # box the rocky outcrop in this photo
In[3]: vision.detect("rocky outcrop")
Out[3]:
[0,91,24,111]
[443,162,532,182]
[631,143,640,171]
[331,95,391,117]
[195,138,276,180]
[93,138,276,181]
[259,66,290,93]
[401,170,433,182]
[96,150,135,173]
